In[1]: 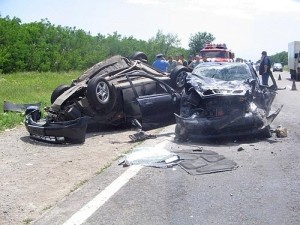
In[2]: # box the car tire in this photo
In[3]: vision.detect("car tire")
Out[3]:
[86,76,116,112]
[130,52,148,62]
[51,84,70,104]
[170,65,190,89]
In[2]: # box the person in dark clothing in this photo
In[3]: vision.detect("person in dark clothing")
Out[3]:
[259,51,271,85]
[188,55,194,65]
[179,54,188,67]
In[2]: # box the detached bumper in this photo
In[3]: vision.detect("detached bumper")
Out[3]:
[25,115,88,144]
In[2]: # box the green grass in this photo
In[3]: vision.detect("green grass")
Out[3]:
[23,218,34,224]
[0,71,80,131]
[68,179,88,195]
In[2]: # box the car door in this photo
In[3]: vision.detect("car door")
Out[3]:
[123,73,180,131]
[137,89,179,131]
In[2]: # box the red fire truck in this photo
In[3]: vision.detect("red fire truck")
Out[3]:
[199,43,235,62]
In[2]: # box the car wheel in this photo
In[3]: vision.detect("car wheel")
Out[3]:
[86,76,116,112]
[130,52,148,62]
[51,84,70,104]
[170,65,190,89]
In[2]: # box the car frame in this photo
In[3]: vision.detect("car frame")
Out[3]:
[174,62,282,141]
[25,54,182,144]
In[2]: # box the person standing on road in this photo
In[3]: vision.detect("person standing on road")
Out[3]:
[259,51,271,85]
[179,54,188,67]
[188,54,201,69]
[167,56,177,73]
[152,54,169,72]
[175,55,183,65]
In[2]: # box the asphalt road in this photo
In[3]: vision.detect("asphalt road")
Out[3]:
[33,71,300,225]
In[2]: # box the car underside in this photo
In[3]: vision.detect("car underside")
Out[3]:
[25,54,181,144]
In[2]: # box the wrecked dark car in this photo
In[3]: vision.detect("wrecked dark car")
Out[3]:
[175,62,282,141]
[25,53,181,144]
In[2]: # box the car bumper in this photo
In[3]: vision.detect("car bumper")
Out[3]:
[25,115,89,144]
[174,110,269,140]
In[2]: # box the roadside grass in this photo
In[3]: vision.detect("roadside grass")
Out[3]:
[42,205,52,211]
[22,217,34,224]
[95,163,113,175]
[67,179,88,195]
[0,71,80,132]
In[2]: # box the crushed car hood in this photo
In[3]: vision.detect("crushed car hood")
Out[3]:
[187,74,252,98]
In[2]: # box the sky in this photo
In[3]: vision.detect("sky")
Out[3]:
[1,0,300,62]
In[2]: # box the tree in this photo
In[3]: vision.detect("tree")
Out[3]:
[0,16,213,73]
[147,30,181,62]
[188,32,215,55]
[270,51,288,66]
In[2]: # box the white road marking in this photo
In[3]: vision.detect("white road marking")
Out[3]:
[62,165,143,225]
[62,140,169,225]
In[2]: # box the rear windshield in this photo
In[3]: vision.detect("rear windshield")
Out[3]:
[192,63,253,81]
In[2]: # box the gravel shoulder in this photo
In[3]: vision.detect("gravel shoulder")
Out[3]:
[0,125,153,225]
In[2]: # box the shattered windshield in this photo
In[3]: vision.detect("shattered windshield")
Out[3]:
[192,63,252,81]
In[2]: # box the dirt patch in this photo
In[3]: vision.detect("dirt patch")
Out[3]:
[0,125,158,225]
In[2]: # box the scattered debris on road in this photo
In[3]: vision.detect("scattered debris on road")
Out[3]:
[120,146,237,175]
[237,147,245,152]
[129,131,157,142]
[175,148,238,175]
[275,126,288,138]
[119,146,179,168]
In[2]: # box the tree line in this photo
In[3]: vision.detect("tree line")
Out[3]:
[0,15,287,74]
[0,15,217,74]
[269,52,288,66]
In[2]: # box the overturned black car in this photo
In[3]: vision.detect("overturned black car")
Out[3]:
[25,53,183,144]
[175,62,282,141]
